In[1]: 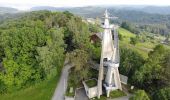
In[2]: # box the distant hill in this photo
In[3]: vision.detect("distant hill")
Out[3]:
[30,6,105,17]
[119,6,170,15]
[143,6,170,15]
[30,6,170,24]
[0,7,18,14]
[30,6,170,36]
[1,6,170,28]
[30,6,170,15]
[31,6,64,11]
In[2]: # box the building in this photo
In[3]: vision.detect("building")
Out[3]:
[83,9,122,99]
[97,9,122,98]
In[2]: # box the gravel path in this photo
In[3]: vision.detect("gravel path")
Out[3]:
[52,63,72,100]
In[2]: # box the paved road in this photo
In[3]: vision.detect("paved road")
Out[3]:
[52,63,72,100]
[75,88,89,100]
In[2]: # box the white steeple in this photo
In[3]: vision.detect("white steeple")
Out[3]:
[97,9,122,98]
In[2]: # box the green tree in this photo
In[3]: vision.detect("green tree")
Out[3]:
[0,11,69,92]
[119,48,144,84]
[89,24,100,33]
[134,45,169,90]
[153,87,170,100]
[130,37,138,45]
[130,90,150,100]
[65,16,91,51]
[68,49,91,84]
[0,10,99,94]
[161,51,170,86]
[121,21,139,34]
[36,28,65,79]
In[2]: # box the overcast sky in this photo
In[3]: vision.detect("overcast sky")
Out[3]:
[0,0,170,10]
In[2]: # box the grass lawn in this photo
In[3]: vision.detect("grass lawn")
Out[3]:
[0,76,60,100]
[92,95,107,100]
[118,28,170,59]
[109,89,126,98]
[118,28,136,39]
[118,28,150,58]
[118,28,158,58]
[92,90,126,100]
[85,79,97,88]
[119,41,149,58]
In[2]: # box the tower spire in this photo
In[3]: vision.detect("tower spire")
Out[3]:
[105,9,108,18]
[97,9,122,99]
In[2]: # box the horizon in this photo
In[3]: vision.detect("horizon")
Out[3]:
[0,0,170,10]
[1,5,170,11]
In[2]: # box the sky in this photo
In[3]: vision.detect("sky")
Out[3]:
[0,0,170,10]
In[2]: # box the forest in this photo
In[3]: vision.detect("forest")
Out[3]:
[0,10,96,95]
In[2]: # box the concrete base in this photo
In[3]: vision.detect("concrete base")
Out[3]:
[65,96,75,100]
[83,79,98,99]
[107,90,110,97]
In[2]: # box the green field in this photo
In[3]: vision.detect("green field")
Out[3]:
[0,75,60,100]
[118,28,161,58]
[92,90,126,100]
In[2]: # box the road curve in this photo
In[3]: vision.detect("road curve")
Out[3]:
[52,63,72,100]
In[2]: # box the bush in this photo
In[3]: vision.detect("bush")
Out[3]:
[0,80,7,94]
[153,87,170,100]
[130,37,138,45]
[130,90,150,100]
[109,90,126,98]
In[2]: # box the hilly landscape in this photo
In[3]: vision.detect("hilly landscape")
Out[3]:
[0,7,18,14]
[30,6,170,37]
[0,5,169,100]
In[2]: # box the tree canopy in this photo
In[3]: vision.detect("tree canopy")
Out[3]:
[133,45,170,91]
[153,87,170,100]
[0,10,94,93]
[130,90,150,100]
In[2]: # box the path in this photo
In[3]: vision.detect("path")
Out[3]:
[75,88,89,100]
[52,61,72,100]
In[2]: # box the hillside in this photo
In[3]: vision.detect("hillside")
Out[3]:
[115,6,170,15]
[0,7,22,23]
[0,7,18,14]
[30,6,170,37]
[118,28,169,58]
[119,28,150,58]
[133,6,170,15]
[0,7,169,99]
[31,6,105,18]
[30,6,170,15]
[30,6,65,11]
